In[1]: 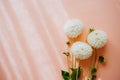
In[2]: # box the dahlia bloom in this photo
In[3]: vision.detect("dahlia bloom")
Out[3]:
[71,42,92,60]
[87,30,108,49]
[64,19,83,38]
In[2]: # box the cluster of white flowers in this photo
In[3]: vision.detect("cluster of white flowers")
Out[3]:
[71,42,92,60]
[64,19,108,60]
[87,30,108,49]
[64,19,83,38]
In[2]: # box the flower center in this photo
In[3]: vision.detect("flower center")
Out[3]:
[95,38,100,41]
[95,33,98,35]
[81,48,84,50]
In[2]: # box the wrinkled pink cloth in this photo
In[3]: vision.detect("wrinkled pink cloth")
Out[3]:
[0,0,120,80]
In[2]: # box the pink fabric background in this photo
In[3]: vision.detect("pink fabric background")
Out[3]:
[0,0,120,80]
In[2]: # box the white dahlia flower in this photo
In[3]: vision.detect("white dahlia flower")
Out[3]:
[87,30,108,49]
[64,19,83,38]
[71,42,92,60]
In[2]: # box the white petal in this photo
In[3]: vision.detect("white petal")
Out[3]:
[64,19,83,38]
[71,42,92,60]
[87,30,108,49]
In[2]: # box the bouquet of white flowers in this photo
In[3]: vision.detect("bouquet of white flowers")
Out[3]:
[61,19,108,80]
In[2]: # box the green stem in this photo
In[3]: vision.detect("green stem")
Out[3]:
[67,56,70,73]
[94,49,97,67]
[87,48,95,79]
[71,38,75,69]
[95,50,99,69]
[76,59,80,80]
[72,54,74,68]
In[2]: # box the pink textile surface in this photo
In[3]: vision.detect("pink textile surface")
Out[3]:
[0,0,120,80]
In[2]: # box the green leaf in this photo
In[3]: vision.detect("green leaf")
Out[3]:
[71,67,81,80]
[63,52,70,56]
[99,56,105,63]
[61,70,70,80]
[89,28,95,33]
[66,41,70,45]
[91,67,97,74]
[91,74,96,80]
